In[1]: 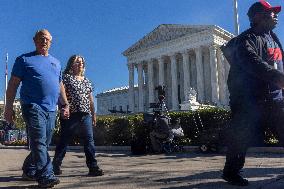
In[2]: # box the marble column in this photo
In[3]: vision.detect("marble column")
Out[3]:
[148,59,155,104]
[128,63,135,113]
[209,45,219,105]
[170,54,179,110]
[182,51,190,101]
[223,57,230,106]
[195,47,205,102]
[158,56,165,86]
[137,63,144,112]
[144,65,148,86]
[217,48,226,105]
[143,64,149,110]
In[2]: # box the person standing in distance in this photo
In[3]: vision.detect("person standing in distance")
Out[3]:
[222,1,284,186]
[4,29,69,188]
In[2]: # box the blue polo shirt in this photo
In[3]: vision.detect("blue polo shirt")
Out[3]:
[12,51,61,111]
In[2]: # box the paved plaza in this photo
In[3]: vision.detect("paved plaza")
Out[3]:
[0,148,283,189]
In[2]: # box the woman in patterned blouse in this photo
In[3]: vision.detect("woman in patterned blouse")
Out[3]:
[52,55,103,176]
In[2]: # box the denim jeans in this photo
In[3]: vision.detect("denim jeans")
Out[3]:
[21,103,56,180]
[53,112,98,169]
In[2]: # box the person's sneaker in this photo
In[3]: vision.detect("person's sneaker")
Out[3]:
[53,165,62,175]
[88,167,104,176]
[38,177,60,188]
[22,172,36,181]
[222,173,249,186]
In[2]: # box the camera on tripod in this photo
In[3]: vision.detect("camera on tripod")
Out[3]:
[149,85,166,110]
[144,85,167,125]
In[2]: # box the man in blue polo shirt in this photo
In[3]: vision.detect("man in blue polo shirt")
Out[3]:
[4,29,69,188]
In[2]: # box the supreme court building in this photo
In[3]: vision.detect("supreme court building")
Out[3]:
[96,24,234,115]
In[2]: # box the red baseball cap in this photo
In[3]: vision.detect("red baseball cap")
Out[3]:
[248,0,281,18]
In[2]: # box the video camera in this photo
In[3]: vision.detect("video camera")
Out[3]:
[149,85,166,110]
[143,85,167,125]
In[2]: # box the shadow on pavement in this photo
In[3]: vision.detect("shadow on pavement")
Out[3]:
[157,167,284,189]
[0,176,37,189]
[0,186,38,189]
[159,178,284,189]
[70,150,132,158]
[0,176,23,182]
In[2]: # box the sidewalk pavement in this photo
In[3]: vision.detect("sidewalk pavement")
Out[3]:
[0,149,283,189]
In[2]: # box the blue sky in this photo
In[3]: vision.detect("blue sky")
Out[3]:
[0,0,283,104]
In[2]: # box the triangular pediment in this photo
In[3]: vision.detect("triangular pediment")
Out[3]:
[123,24,212,56]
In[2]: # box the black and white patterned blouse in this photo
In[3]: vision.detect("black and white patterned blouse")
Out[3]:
[63,74,93,114]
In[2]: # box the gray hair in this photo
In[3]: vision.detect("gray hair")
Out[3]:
[34,29,52,40]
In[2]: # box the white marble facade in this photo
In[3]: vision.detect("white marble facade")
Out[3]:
[96,24,234,115]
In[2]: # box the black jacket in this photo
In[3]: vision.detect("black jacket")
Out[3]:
[223,28,284,103]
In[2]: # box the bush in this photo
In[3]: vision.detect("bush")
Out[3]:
[12,106,279,147]
[94,116,113,145]
[92,107,231,146]
[94,114,147,146]
[4,139,27,146]
[107,117,132,145]
[168,107,231,145]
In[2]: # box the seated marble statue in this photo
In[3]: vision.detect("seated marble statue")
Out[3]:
[188,88,199,104]
[180,88,200,111]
